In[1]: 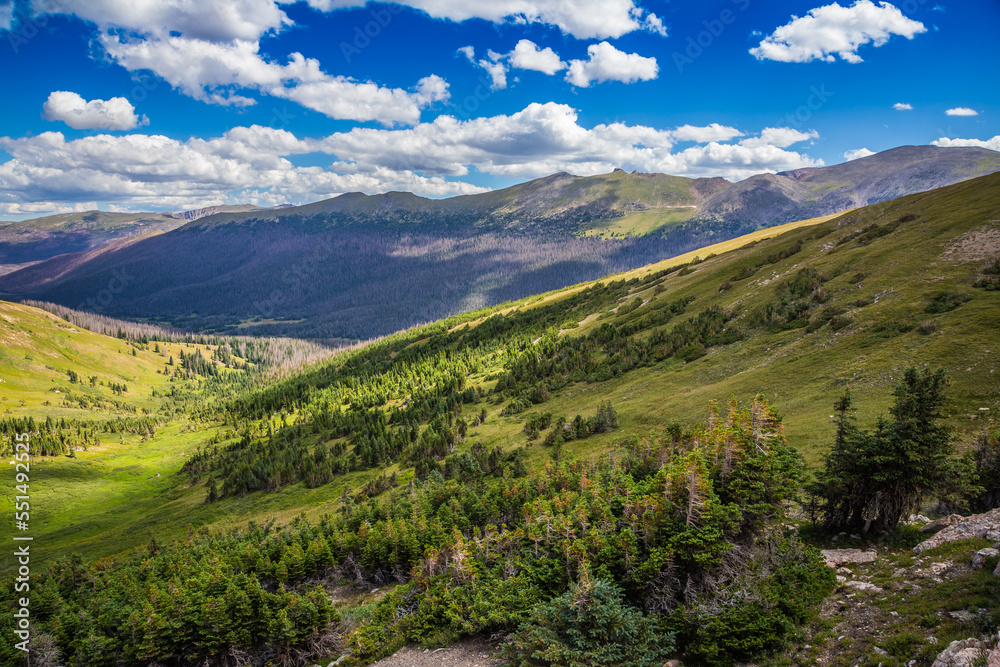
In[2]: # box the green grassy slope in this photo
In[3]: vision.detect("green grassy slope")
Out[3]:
[4,172,1000,576]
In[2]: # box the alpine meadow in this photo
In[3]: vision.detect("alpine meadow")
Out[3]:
[1,1,999,667]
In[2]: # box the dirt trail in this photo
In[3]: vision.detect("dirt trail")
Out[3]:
[370,637,504,667]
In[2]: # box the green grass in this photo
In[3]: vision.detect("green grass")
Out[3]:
[578,208,698,238]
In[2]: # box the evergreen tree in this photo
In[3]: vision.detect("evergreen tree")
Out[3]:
[503,573,673,667]
[814,368,959,532]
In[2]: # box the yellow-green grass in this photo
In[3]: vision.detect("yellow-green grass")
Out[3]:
[0,301,232,419]
[578,207,698,238]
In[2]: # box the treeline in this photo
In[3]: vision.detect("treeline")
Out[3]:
[22,300,341,373]
[0,415,159,456]
[1,398,834,667]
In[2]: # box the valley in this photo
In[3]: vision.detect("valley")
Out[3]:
[3,146,998,340]
[2,171,998,666]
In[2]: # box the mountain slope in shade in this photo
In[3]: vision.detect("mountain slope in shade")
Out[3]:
[0,210,184,275]
[1,145,998,339]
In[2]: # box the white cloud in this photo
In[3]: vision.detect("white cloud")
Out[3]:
[99,34,447,124]
[893,102,913,110]
[0,104,826,215]
[843,147,875,160]
[510,39,566,75]
[750,1,926,64]
[643,13,667,37]
[295,0,662,39]
[478,59,508,90]
[932,135,1000,151]
[315,103,819,181]
[0,2,14,32]
[32,0,291,41]
[0,129,486,215]
[565,42,658,87]
[42,91,149,131]
[945,107,978,116]
[670,124,744,143]
[740,127,818,149]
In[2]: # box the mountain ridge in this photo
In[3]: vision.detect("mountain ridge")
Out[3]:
[2,145,998,339]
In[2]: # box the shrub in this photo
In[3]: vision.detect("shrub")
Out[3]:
[676,342,707,362]
[924,291,972,314]
[502,576,674,667]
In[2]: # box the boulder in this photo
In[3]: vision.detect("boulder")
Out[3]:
[972,548,999,570]
[921,514,964,534]
[914,508,1000,553]
[843,580,882,593]
[821,548,877,567]
[931,638,986,667]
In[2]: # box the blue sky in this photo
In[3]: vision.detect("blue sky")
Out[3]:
[0,0,997,220]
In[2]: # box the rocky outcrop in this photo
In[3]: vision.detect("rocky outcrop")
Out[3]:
[921,514,964,534]
[821,549,878,567]
[914,508,1000,554]
[931,639,987,667]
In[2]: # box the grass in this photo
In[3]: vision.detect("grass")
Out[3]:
[578,208,698,238]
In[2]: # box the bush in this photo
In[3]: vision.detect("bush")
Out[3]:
[502,576,674,667]
[924,291,972,314]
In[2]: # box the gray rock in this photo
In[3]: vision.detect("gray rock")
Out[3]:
[931,638,986,667]
[822,548,878,566]
[920,514,964,534]
[914,508,1000,553]
[972,548,999,570]
[844,580,883,593]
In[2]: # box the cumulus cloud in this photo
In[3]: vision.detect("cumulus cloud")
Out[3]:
[296,0,663,39]
[670,124,744,143]
[932,135,1000,151]
[945,107,978,116]
[843,147,875,160]
[312,103,820,181]
[0,2,14,32]
[750,0,926,63]
[0,104,826,215]
[565,42,658,87]
[893,102,913,110]
[42,91,149,130]
[99,34,447,124]
[740,127,818,149]
[32,0,291,41]
[0,129,487,215]
[28,2,445,125]
[510,39,566,75]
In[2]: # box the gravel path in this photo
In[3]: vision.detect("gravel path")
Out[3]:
[369,637,504,667]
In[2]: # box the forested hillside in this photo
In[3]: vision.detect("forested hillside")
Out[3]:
[2,146,997,339]
[2,171,998,666]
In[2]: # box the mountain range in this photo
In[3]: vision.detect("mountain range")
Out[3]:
[2,144,998,339]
